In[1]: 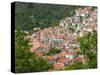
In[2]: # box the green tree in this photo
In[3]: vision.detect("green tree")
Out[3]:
[65,61,88,70]
[79,31,97,68]
[65,31,97,70]
[15,30,52,73]
[46,46,61,55]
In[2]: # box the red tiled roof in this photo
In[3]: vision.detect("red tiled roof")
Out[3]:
[47,56,54,60]
[57,58,66,63]
[36,51,44,57]
[66,52,76,55]
[58,52,65,57]
[54,34,64,39]
[53,63,64,70]
[32,39,48,51]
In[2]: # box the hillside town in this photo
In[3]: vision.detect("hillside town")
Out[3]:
[24,7,97,70]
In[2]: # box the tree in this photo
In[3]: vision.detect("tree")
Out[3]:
[65,61,87,70]
[79,31,97,68]
[15,30,52,73]
[29,57,53,72]
[65,31,97,70]
[46,46,61,56]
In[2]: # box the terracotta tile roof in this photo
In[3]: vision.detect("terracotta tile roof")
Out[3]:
[53,34,64,39]
[57,58,66,63]
[66,52,76,55]
[31,39,40,51]
[53,63,65,70]
[47,56,54,60]
[31,39,48,51]
[58,52,66,57]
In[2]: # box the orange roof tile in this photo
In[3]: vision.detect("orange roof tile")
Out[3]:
[31,39,40,51]
[58,52,65,57]
[54,34,64,39]
[57,58,66,63]
[53,63,64,70]
[66,52,76,55]
[31,39,48,51]
[47,56,54,60]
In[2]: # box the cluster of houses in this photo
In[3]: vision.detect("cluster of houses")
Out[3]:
[24,7,97,70]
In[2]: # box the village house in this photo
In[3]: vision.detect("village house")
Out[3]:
[65,51,76,60]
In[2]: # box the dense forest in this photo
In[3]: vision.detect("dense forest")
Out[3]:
[15,2,83,32]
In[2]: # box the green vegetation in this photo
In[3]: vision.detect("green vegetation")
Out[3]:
[65,61,87,70]
[79,31,97,68]
[15,30,52,73]
[46,46,61,55]
[15,2,81,32]
[64,31,97,70]
[68,26,76,33]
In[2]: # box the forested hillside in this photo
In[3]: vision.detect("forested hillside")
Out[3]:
[15,2,82,32]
